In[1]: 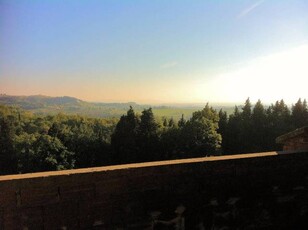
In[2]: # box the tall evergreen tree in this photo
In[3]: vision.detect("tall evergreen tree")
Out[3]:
[266,100,292,150]
[242,98,252,118]
[160,125,182,160]
[163,117,168,127]
[137,108,159,161]
[223,106,242,154]
[168,118,176,128]
[178,114,186,128]
[240,98,253,152]
[251,100,267,152]
[111,106,140,163]
[291,98,308,128]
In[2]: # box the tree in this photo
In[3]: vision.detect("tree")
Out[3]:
[191,103,220,123]
[111,106,140,163]
[163,117,168,127]
[32,135,75,171]
[178,114,186,128]
[291,98,308,129]
[218,109,228,153]
[181,104,221,156]
[137,108,160,161]
[160,126,182,159]
[266,100,291,150]
[251,100,267,152]
[242,98,252,118]
[221,106,242,154]
[168,118,176,128]
[0,118,17,174]
[240,98,253,153]
[16,134,75,173]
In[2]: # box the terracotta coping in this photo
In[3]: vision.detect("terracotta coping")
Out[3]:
[0,150,306,182]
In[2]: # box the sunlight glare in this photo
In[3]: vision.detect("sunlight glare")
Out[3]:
[200,45,308,104]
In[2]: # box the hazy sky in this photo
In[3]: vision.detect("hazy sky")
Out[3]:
[1,0,308,104]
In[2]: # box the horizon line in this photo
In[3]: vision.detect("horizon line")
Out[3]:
[0,93,303,106]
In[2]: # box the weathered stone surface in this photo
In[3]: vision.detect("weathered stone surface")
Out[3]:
[276,126,308,151]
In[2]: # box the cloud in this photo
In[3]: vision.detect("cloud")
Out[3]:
[237,0,265,19]
[160,61,178,69]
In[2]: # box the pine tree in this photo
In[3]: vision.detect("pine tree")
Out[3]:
[240,98,253,152]
[223,106,242,154]
[178,114,186,128]
[137,108,159,161]
[251,100,267,152]
[163,117,168,127]
[266,99,292,150]
[111,106,140,163]
[291,98,308,128]
[168,118,176,128]
[242,98,252,118]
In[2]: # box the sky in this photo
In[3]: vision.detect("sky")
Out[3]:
[1,0,308,104]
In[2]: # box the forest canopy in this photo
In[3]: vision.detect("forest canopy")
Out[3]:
[0,98,308,175]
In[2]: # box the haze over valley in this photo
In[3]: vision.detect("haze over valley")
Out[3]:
[0,94,237,119]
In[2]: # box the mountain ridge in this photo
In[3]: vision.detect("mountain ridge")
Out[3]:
[0,94,234,119]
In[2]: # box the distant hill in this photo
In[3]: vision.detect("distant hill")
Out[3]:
[0,94,234,119]
[0,95,84,109]
[0,95,144,118]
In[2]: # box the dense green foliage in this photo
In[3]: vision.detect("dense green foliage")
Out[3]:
[1,97,308,175]
[0,105,116,174]
[111,105,221,164]
[221,98,308,154]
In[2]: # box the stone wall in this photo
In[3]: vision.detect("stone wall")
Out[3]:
[0,151,308,229]
[276,126,308,151]
[282,137,308,151]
